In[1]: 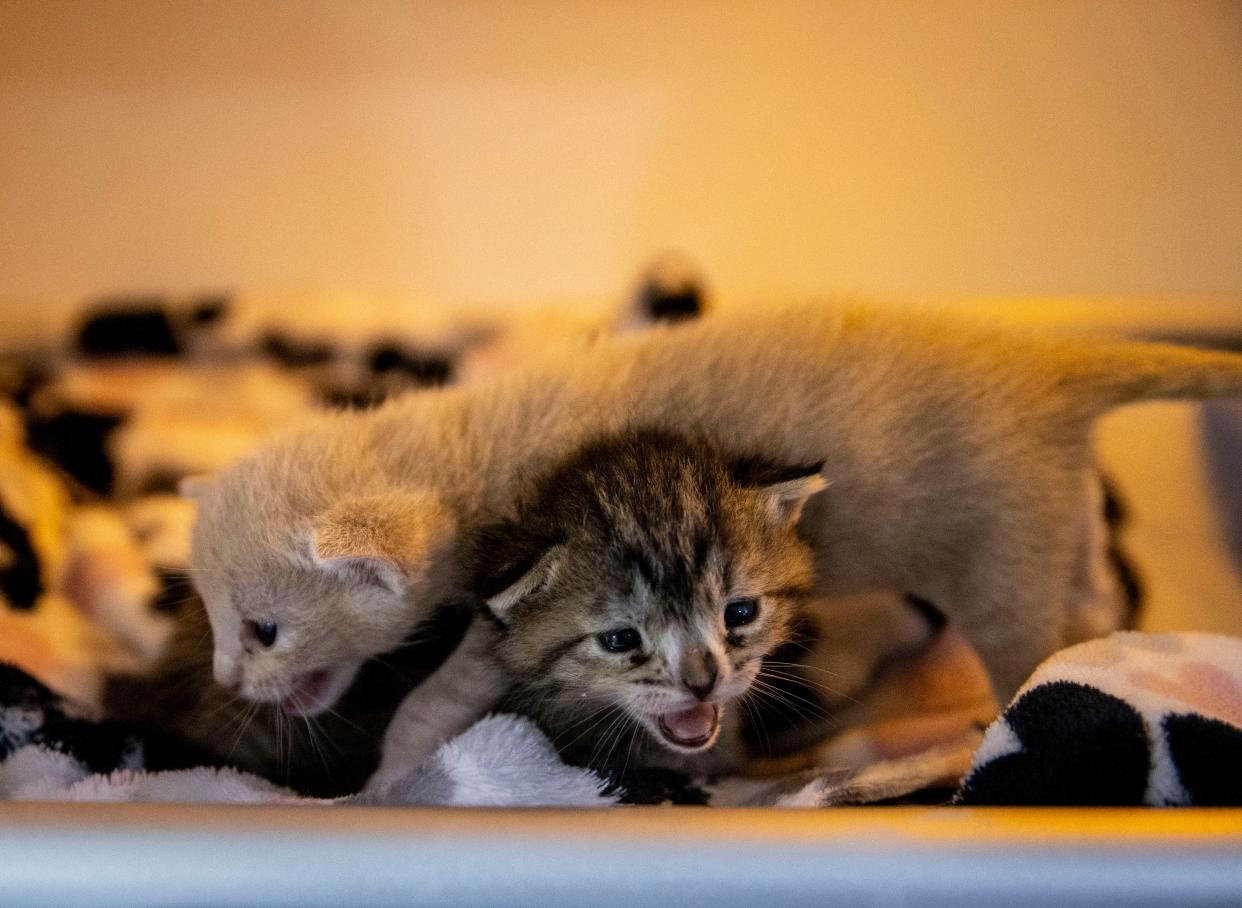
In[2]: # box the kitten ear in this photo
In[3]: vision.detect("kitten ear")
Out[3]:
[178,474,214,501]
[732,457,828,525]
[472,522,564,622]
[310,490,455,595]
[484,546,563,621]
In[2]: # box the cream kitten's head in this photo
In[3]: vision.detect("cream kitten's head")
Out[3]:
[185,427,457,716]
[475,431,825,760]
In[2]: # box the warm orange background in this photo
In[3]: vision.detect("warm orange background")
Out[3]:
[2,1,1240,303]
[2,2,1241,637]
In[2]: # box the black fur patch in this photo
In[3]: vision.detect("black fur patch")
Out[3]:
[604,765,711,805]
[189,296,229,326]
[1164,713,1242,806]
[864,785,958,806]
[151,570,196,615]
[729,455,825,490]
[637,278,703,324]
[368,346,404,373]
[318,386,382,411]
[367,345,453,386]
[904,593,947,634]
[1100,474,1128,526]
[955,681,1150,805]
[0,358,52,409]
[261,332,335,368]
[77,302,182,357]
[1099,474,1144,627]
[0,502,42,610]
[0,663,141,774]
[1109,546,1144,627]
[25,409,126,495]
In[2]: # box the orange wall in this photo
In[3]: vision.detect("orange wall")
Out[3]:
[2,1,1240,303]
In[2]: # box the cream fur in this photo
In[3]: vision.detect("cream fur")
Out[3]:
[192,302,1242,705]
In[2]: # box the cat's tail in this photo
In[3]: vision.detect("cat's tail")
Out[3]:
[1051,336,1242,418]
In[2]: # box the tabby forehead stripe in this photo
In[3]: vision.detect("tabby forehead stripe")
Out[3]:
[764,585,815,600]
[529,632,596,679]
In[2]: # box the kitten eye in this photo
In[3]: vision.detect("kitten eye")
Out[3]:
[597,628,642,653]
[723,598,759,628]
[247,620,279,648]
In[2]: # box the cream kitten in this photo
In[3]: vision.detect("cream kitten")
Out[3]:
[188,303,1242,723]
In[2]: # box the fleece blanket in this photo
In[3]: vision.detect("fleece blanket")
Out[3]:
[957,631,1242,806]
[0,659,971,807]
[3,631,1240,807]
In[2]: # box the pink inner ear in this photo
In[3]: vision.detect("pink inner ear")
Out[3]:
[313,546,405,595]
[340,556,396,590]
[309,491,453,591]
[764,473,829,525]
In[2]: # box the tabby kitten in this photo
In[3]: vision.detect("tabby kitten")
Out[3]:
[472,430,826,773]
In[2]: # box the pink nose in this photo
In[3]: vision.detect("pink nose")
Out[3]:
[213,652,242,692]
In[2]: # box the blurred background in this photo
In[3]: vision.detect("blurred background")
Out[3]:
[1,0,1240,303]
[0,0,1240,657]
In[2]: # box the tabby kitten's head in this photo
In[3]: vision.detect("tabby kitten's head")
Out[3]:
[474,431,825,759]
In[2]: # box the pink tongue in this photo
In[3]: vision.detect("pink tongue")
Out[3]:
[660,703,719,744]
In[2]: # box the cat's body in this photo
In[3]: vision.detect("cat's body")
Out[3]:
[190,302,1242,730]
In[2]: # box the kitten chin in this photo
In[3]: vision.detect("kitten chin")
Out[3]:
[472,430,824,775]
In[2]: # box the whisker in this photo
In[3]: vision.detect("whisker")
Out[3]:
[756,667,858,705]
[749,677,834,725]
[301,715,333,782]
[225,701,259,764]
[555,704,621,753]
[761,658,848,680]
[620,717,641,779]
[155,594,205,610]
[583,707,629,767]
[600,713,635,771]
[589,710,630,771]
[739,692,771,758]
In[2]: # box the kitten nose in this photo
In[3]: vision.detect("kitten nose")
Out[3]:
[680,649,719,701]
[213,651,242,692]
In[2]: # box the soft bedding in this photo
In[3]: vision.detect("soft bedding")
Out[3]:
[2,631,1238,807]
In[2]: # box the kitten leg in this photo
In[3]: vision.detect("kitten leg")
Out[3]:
[941,542,1078,704]
[944,467,1128,702]
[366,616,507,791]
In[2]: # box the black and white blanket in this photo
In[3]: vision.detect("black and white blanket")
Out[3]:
[3,631,1240,807]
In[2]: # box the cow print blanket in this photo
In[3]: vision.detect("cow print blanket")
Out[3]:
[3,631,1239,807]
[957,631,1242,806]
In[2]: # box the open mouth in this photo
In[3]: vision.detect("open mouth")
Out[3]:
[656,702,722,750]
[279,666,354,717]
